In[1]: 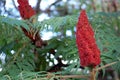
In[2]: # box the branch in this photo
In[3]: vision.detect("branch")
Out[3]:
[101,0,105,12]
[46,73,90,79]
[41,0,62,15]
[35,0,42,13]
[89,61,118,80]
[90,68,96,80]
[57,75,90,79]
[3,4,19,17]
[91,0,96,12]
[112,0,118,12]
[95,61,117,71]
[13,42,27,61]
[5,42,27,69]
[48,0,62,8]
[12,0,18,10]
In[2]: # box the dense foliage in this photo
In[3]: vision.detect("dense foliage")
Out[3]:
[0,10,120,80]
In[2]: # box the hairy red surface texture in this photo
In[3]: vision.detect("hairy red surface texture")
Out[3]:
[76,10,101,68]
[17,0,36,19]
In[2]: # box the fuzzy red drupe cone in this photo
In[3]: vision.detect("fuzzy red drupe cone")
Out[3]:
[76,10,101,68]
[17,0,36,19]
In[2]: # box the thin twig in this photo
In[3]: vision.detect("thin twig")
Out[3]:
[48,0,62,8]
[5,42,27,69]
[13,42,27,61]
[95,61,117,71]
[4,75,11,80]
[12,0,18,10]
[57,75,90,79]
[46,72,90,79]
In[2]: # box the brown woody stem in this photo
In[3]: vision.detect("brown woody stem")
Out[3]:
[95,61,117,71]
[89,61,118,80]
[58,75,90,79]
[42,61,119,80]
[90,68,96,80]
